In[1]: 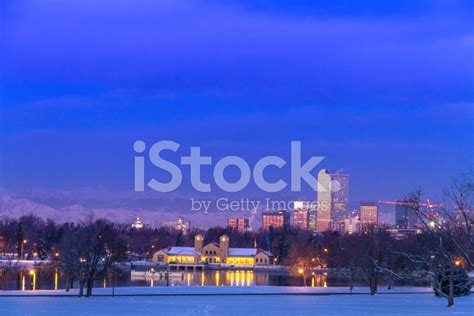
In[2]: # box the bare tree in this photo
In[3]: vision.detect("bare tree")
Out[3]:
[287,239,322,286]
[354,226,395,295]
[60,219,127,297]
[321,232,360,293]
[399,173,473,307]
[443,173,474,269]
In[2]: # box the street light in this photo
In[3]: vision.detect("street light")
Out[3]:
[20,239,28,260]
[298,268,305,287]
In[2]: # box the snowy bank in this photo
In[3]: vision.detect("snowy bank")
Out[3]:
[0,285,437,296]
[0,291,473,316]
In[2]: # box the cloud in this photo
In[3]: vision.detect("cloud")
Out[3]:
[1,0,472,103]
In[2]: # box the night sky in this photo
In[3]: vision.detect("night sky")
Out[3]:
[1,1,473,208]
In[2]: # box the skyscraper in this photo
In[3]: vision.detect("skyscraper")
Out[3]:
[330,171,350,221]
[227,217,250,232]
[316,169,332,232]
[262,210,290,231]
[315,169,350,232]
[293,201,309,230]
[360,202,378,223]
[395,201,418,229]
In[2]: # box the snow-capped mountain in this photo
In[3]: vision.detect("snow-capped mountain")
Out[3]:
[0,190,255,229]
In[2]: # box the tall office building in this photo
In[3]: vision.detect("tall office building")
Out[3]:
[293,201,309,230]
[315,169,350,232]
[308,202,317,231]
[330,171,350,221]
[262,210,290,231]
[227,218,250,232]
[316,169,332,232]
[395,201,418,229]
[360,202,378,223]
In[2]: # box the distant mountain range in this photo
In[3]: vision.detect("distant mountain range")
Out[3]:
[0,188,261,229]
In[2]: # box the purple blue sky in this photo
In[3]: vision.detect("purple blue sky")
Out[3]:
[0,0,473,208]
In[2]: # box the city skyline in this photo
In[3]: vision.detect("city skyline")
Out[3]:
[0,164,449,229]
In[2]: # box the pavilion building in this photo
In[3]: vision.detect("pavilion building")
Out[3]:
[152,234,273,266]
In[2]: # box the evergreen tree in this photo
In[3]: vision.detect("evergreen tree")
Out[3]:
[263,234,270,251]
[435,267,472,297]
[36,229,48,260]
[16,223,25,259]
[278,230,290,264]
[175,230,185,246]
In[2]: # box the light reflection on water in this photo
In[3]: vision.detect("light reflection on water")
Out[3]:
[127,269,328,288]
[0,268,329,291]
[136,270,260,287]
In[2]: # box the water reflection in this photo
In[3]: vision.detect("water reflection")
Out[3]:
[54,269,58,290]
[222,271,253,286]
[309,273,327,287]
[1,268,335,290]
[30,270,36,290]
[130,270,258,287]
[21,272,25,291]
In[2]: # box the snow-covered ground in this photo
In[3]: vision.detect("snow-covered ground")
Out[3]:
[0,285,436,296]
[0,286,472,315]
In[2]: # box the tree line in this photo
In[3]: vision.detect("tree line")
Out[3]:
[0,174,472,303]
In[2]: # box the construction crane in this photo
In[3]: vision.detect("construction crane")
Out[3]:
[378,200,443,208]
[378,199,443,219]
